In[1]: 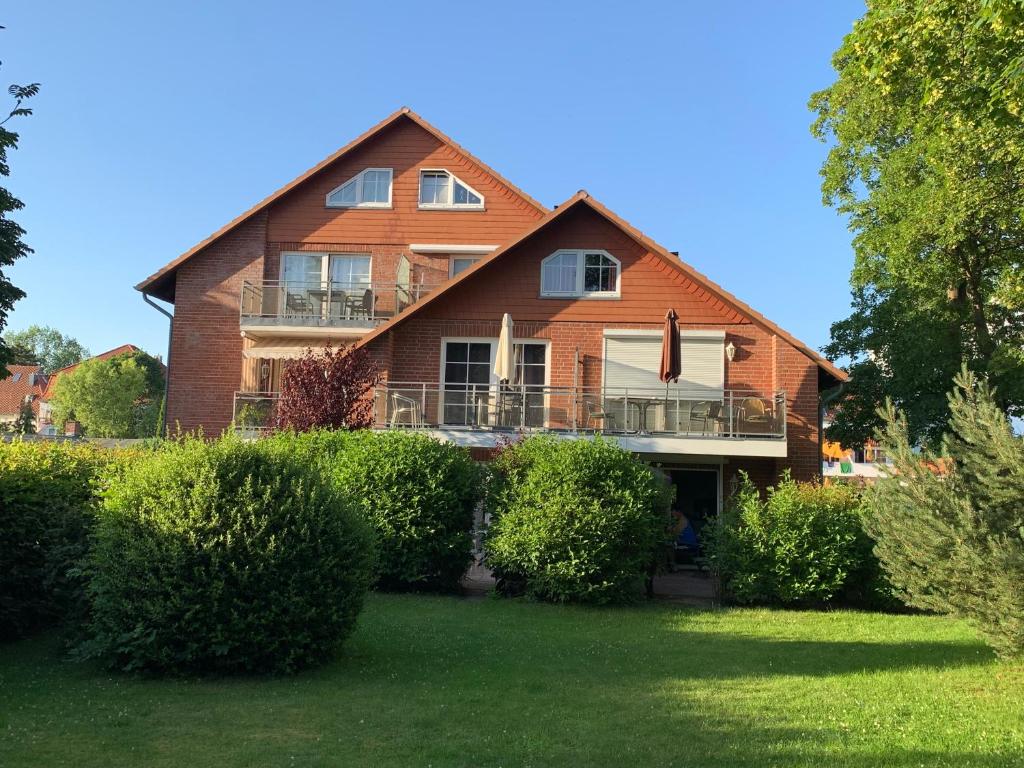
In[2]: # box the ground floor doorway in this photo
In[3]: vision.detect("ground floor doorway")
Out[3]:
[668,468,719,567]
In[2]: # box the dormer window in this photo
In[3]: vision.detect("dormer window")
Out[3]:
[326,168,393,208]
[418,169,484,209]
[540,249,621,298]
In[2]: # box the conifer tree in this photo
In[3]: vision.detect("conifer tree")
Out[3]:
[867,367,1024,657]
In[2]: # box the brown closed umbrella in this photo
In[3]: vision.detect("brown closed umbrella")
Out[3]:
[659,309,681,431]
[660,308,681,383]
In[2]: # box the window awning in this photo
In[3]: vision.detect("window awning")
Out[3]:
[242,339,327,360]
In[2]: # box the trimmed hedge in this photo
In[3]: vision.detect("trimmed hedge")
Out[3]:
[0,440,115,640]
[484,436,672,604]
[83,436,375,674]
[705,472,894,609]
[330,431,480,592]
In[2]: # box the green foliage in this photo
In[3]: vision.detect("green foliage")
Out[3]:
[50,350,165,438]
[705,472,893,608]
[83,436,376,674]
[812,0,1024,447]
[0,440,113,639]
[0,72,40,378]
[484,436,672,604]
[867,367,1024,657]
[3,325,89,373]
[329,431,480,592]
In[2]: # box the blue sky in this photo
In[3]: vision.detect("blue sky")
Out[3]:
[3,1,864,360]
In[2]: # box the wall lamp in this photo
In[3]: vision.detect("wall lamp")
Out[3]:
[725,341,736,362]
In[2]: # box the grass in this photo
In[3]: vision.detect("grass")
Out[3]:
[1,594,1022,767]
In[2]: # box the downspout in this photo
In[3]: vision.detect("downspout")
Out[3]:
[142,292,173,437]
[819,379,846,478]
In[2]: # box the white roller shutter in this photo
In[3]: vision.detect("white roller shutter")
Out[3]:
[603,331,724,397]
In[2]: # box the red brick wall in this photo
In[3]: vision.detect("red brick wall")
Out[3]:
[167,213,267,435]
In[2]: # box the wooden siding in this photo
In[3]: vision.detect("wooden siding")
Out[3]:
[266,117,544,248]
[412,204,749,325]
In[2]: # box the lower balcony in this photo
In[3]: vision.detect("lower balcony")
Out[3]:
[233,385,788,458]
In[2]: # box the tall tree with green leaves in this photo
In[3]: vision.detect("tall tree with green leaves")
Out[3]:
[812,0,1024,447]
[0,36,39,380]
[4,325,89,373]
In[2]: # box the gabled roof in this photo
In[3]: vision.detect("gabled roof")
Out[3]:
[135,108,549,301]
[357,191,848,383]
[0,364,45,416]
[41,344,142,400]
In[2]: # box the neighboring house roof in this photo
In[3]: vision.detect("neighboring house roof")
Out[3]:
[41,344,142,400]
[135,107,550,301]
[0,364,45,417]
[357,191,849,384]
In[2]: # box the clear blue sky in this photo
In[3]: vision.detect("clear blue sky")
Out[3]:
[3,1,864,360]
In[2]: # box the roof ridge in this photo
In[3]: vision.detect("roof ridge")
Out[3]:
[135,109,548,298]
[357,193,847,382]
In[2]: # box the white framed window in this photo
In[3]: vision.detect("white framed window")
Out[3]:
[449,256,480,278]
[326,168,393,208]
[418,169,484,210]
[439,338,550,426]
[280,252,372,287]
[540,249,621,298]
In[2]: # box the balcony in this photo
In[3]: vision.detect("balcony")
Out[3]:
[233,386,788,458]
[239,280,436,337]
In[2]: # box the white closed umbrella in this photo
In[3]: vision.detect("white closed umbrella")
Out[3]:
[494,313,515,384]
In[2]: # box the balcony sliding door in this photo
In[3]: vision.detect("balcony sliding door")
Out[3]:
[440,339,548,428]
[442,341,493,426]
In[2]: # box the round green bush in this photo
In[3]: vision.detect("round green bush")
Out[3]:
[0,440,116,639]
[84,436,375,674]
[330,431,480,592]
[705,472,894,608]
[484,436,672,604]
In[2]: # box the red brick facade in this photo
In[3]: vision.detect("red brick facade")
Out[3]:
[149,110,841,485]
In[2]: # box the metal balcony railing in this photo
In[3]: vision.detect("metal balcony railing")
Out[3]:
[233,386,786,440]
[239,280,437,328]
[372,384,786,440]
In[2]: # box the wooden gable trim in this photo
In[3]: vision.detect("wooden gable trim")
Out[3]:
[135,108,549,300]
[358,192,847,382]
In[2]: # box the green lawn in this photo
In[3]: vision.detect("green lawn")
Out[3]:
[1,594,1022,767]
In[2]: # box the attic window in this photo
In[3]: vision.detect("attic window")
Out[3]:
[11,372,21,382]
[540,250,621,298]
[326,168,393,208]
[418,169,484,209]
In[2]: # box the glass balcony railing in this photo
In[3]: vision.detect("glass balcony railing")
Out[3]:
[239,280,436,329]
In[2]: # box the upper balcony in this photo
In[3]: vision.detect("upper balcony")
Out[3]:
[239,279,436,337]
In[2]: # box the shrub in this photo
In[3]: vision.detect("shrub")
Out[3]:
[867,368,1024,657]
[0,440,114,639]
[705,472,892,608]
[83,436,375,674]
[484,436,672,604]
[273,344,380,432]
[330,431,480,592]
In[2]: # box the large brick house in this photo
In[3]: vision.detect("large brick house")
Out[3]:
[136,107,846,513]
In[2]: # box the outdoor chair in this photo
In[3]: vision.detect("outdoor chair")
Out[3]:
[584,398,616,431]
[284,290,315,316]
[688,401,723,435]
[389,392,423,428]
[738,397,772,433]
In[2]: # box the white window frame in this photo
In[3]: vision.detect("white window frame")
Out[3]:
[325,168,393,209]
[418,168,485,210]
[280,251,373,285]
[438,337,551,426]
[449,256,481,278]
[540,249,621,299]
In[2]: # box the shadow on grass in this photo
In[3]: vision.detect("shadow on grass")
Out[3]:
[1,597,1015,768]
